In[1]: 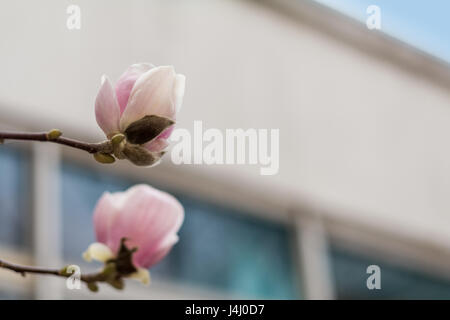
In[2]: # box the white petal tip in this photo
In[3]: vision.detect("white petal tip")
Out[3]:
[82,242,114,263]
[131,62,155,69]
[82,251,92,262]
[129,268,151,285]
[174,74,186,113]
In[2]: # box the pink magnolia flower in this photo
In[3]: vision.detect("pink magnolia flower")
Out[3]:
[95,63,186,156]
[83,184,184,284]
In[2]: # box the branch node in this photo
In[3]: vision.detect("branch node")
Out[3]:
[46,129,63,141]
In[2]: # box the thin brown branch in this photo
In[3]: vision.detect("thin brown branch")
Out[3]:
[0,258,106,283]
[0,131,112,154]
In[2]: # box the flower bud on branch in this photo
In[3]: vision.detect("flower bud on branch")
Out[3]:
[0,184,184,292]
[0,63,186,168]
[0,130,113,155]
[95,63,185,166]
[84,184,184,285]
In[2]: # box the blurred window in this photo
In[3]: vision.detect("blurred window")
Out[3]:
[152,195,299,299]
[0,146,30,249]
[61,161,300,299]
[0,290,29,299]
[330,246,450,299]
[61,162,133,261]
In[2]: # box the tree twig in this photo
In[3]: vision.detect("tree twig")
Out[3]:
[0,258,107,283]
[0,131,112,154]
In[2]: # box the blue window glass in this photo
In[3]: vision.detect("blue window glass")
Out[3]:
[330,246,450,299]
[152,195,299,299]
[61,161,300,299]
[0,145,30,248]
[61,163,134,261]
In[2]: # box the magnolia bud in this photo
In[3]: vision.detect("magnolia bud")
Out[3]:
[46,129,62,140]
[90,185,183,270]
[111,133,125,146]
[107,278,124,290]
[59,265,72,277]
[93,152,116,164]
[94,63,185,165]
[124,115,174,145]
[122,143,162,167]
[87,282,99,292]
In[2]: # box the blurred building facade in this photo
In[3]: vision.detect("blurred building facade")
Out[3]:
[1,0,450,299]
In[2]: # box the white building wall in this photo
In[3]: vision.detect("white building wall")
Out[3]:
[0,0,450,250]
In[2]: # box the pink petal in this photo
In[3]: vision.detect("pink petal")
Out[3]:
[93,192,125,244]
[119,66,184,132]
[158,125,174,139]
[144,138,169,153]
[136,234,179,268]
[95,75,121,136]
[115,63,154,115]
[143,126,173,152]
[97,184,184,269]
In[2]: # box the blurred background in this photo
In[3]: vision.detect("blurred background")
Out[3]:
[1,0,450,299]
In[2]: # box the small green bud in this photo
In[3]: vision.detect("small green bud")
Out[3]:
[111,133,126,160]
[46,129,62,140]
[59,266,72,277]
[102,262,117,278]
[87,282,99,292]
[108,278,125,290]
[94,152,116,164]
[111,133,125,146]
